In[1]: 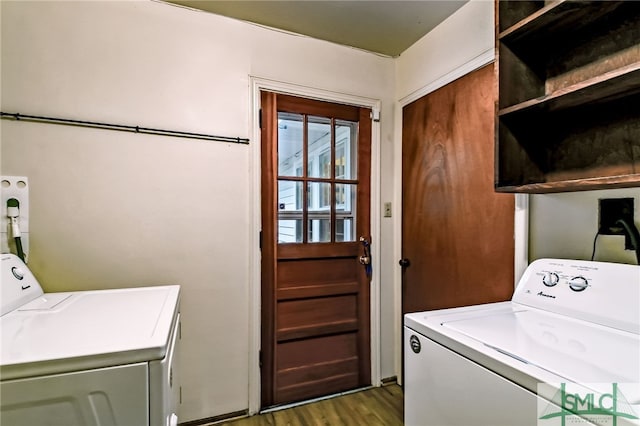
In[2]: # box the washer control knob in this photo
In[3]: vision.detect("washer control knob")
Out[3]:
[542,272,559,287]
[569,276,588,292]
[11,266,25,280]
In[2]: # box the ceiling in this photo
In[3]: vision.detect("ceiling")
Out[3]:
[165,1,468,57]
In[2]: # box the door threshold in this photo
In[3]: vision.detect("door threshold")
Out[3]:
[259,386,374,414]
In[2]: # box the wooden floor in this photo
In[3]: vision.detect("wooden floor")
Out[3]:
[215,385,403,426]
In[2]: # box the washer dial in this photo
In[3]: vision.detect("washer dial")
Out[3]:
[11,266,25,280]
[569,276,589,292]
[542,272,559,287]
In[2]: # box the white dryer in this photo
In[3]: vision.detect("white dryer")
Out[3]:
[0,253,181,426]
[405,258,640,426]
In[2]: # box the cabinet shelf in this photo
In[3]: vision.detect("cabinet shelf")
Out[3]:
[496,174,640,194]
[495,0,640,193]
[498,62,640,117]
[499,1,625,45]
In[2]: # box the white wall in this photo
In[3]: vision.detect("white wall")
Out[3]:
[0,1,395,422]
[395,0,494,103]
[530,189,640,264]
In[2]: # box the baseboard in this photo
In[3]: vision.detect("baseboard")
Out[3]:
[381,376,398,386]
[178,409,248,426]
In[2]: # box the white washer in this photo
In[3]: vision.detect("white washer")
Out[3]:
[0,253,181,426]
[404,258,640,426]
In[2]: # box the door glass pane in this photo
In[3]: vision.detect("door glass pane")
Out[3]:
[278,180,303,243]
[279,219,302,243]
[308,181,331,243]
[335,183,356,242]
[308,116,332,179]
[278,112,303,177]
[308,219,330,243]
[276,111,360,245]
[308,181,331,210]
[335,218,354,243]
[335,120,358,180]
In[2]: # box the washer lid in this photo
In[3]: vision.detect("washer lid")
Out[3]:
[0,285,180,380]
[443,309,640,402]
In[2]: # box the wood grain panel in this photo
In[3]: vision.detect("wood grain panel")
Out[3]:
[277,333,358,370]
[277,358,359,388]
[277,242,359,259]
[277,282,358,301]
[402,64,515,314]
[277,295,357,336]
[276,373,359,405]
[277,321,358,342]
[277,258,357,287]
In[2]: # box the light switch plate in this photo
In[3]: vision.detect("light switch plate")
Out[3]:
[384,202,392,218]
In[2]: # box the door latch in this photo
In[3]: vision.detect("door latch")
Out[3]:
[359,236,372,277]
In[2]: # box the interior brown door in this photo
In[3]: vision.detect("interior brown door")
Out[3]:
[401,64,515,315]
[261,92,372,408]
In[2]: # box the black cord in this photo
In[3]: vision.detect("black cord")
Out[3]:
[615,219,640,265]
[14,236,26,263]
[590,230,599,261]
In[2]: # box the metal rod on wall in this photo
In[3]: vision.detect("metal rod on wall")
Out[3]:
[0,111,250,145]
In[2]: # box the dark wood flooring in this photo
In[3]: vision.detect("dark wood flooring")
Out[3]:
[215,385,403,426]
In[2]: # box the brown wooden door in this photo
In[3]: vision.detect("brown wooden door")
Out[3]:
[401,64,515,315]
[261,92,372,408]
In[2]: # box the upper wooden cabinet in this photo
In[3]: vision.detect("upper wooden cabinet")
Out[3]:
[495,1,640,193]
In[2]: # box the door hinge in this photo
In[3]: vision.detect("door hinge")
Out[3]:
[259,230,263,250]
[259,109,263,129]
[259,350,263,369]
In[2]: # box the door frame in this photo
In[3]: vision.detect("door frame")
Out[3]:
[249,76,382,414]
[392,52,530,385]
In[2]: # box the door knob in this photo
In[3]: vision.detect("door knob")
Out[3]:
[399,258,410,267]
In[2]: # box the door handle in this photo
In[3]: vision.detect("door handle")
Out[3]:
[359,236,372,277]
[399,258,411,268]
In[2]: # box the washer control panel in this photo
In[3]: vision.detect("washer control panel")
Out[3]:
[1,253,43,316]
[513,258,639,333]
[539,268,591,292]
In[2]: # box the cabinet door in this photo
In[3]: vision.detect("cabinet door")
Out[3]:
[1,363,149,426]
